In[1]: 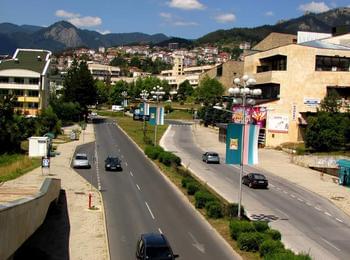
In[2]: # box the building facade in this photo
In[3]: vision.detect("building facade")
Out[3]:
[87,62,121,84]
[0,48,51,116]
[244,33,350,147]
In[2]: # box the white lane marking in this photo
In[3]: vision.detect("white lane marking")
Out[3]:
[283,190,288,194]
[136,184,141,191]
[315,206,322,211]
[336,218,344,223]
[298,198,304,202]
[94,142,102,191]
[130,171,134,177]
[118,148,121,152]
[145,202,155,219]
[325,212,332,217]
[291,194,296,198]
[158,228,163,234]
[269,184,275,188]
[276,187,281,191]
[188,232,205,253]
[125,161,128,166]
[275,208,289,219]
[306,202,312,206]
[321,238,341,251]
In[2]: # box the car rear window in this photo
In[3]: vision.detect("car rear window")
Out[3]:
[253,174,266,180]
[76,155,87,160]
[208,153,218,156]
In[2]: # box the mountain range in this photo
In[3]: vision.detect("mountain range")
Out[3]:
[0,7,350,55]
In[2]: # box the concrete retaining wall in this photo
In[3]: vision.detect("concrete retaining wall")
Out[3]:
[0,178,61,260]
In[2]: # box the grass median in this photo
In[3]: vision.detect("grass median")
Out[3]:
[0,154,41,182]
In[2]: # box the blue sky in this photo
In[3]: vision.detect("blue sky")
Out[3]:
[1,1,349,39]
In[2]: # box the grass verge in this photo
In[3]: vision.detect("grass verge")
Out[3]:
[165,109,194,120]
[0,154,41,182]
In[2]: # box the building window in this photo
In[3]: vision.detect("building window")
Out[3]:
[28,90,39,97]
[316,55,350,71]
[28,102,39,108]
[0,77,9,83]
[0,89,9,96]
[29,78,39,85]
[13,89,24,96]
[14,77,25,84]
[257,55,287,73]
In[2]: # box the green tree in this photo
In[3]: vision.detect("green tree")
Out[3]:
[195,76,225,105]
[62,59,97,115]
[178,80,194,100]
[320,89,341,113]
[96,80,110,105]
[110,80,129,105]
[36,106,61,136]
[110,56,127,67]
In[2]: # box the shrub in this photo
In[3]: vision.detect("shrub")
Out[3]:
[186,182,200,195]
[264,249,312,260]
[143,135,153,145]
[206,201,223,219]
[224,203,245,218]
[181,176,194,188]
[265,229,282,241]
[253,221,269,232]
[144,145,164,160]
[194,191,216,209]
[158,151,181,167]
[259,239,284,256]
[229,220,255,240]
[237,232,265,252]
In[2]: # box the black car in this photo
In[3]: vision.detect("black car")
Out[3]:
[242,173,268,189]
[104,156,122,171]
[136,233,179,260]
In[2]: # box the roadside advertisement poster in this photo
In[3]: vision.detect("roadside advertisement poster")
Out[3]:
[149,107,164,126]
[229,138,238,150]
[232,106,267,126]
[231,106,252,124]
[268,115,289,133]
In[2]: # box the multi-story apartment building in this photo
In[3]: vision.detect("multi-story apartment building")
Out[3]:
[87,62,120,83]
[244,32,350,147]
[0,48,51,116]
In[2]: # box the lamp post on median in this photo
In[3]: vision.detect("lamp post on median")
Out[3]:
[231,75,261,219]
[140,89,149,137]
[151,85,165,146]
[121,91,128,116]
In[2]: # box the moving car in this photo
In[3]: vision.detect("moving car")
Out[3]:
[136,233,179,260]
[105,156,122,171]
[242,173,268,188]
[73,153,91,169]
[202,152,220,164]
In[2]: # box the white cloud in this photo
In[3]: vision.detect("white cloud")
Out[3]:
[168,0,205,10]
[55,9,80,18]
[173,21,198,26]
[97,29,111,35]
[214,13,236,23]
[159,12,197,26]
[298,1,330,13]
[55,9,102,27]
[160,12,172,20]
[68,16,102,27]
[265,11,274,16]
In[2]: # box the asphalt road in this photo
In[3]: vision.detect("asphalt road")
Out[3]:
[74,118,239,260]
[164,122,350,260]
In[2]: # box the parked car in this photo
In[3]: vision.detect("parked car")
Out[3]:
[112,105,124,111]
[242,173,268,188]
[73,153,91,169]
[202,152,220,164]
[136,233,179,260]
[105,156,122,171]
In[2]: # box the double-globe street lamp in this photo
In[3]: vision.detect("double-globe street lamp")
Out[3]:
[140,89,149,136]
[215,75,261,218]
[151,85,165,146]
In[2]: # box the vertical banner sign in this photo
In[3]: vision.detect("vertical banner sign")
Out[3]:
[157,106,164,125]
[139,103,150,116]
[226,123,260,165]
[149,107,157,126]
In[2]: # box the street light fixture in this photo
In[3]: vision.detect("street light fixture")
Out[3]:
[140,89,149,136]
[151,85,165,146]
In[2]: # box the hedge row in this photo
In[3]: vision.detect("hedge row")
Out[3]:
[229,219,311,259]
[144,145,181,167]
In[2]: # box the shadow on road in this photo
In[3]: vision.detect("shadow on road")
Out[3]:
[14,190,70,260]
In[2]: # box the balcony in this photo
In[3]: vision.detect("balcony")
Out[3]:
[17,96,40,103]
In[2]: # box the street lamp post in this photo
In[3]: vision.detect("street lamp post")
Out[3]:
[151,85,165,146]
[140,89,149,137]
[230,75,261,219]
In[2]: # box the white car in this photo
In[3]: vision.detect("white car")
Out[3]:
[73,153,91,168]
[112,105,124,111]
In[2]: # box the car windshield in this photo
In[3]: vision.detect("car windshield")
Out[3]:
[253,174,266,180]
[76,155,87,160]
[146,246,172,259]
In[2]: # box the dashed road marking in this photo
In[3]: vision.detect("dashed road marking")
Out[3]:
[130,171,133,177]
[136,184,141,191]
[291,194,296,198]
[276,187,281,191]
[315,206,322,211]
[324,212,332,217]
[298,198,304,202]
[269,184,275,188]
[145,202,155,219]
[283,190,288,194]
[125,162,128,166]
[306,202,312,206]
[158,228,163,234]
[336,218,344,223]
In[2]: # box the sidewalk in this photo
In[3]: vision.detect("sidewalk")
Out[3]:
[192,124,350,217]
[0,123,109,259]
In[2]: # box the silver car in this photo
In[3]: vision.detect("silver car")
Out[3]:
[73,153,91,168]
[202,152,220,164]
